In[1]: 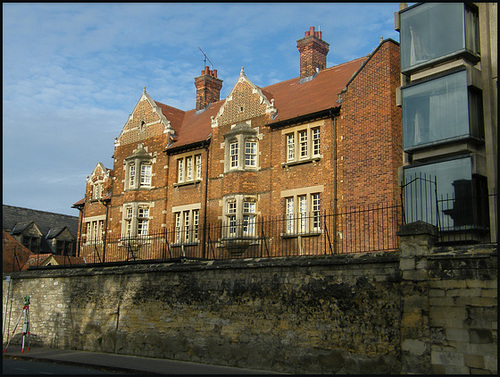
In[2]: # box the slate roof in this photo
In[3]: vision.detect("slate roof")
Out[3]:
[2,205,79,238]
[160,54,369,152]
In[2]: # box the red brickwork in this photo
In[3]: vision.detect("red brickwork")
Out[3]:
[75,32,402,262]
[195,66,223,110]
[297,26,330,78]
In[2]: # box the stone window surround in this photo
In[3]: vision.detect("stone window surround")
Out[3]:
[281,120,323,168]
[222,121,261,173]
[121,202,153,238]
[174,152,203,187]
[172,203,202,246]
[221,194,259,239]
[83,214,106,244]
[123,144,155,191]
[281,185,324,237]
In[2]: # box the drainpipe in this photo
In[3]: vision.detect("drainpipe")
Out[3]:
[102,199,110,263]
[202,140,210,259]
[332,113,338,254]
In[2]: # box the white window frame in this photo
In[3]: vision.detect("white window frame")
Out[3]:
[140,164,152,187]
[223,195,258,239]
[83,215,106,244]
[172,204,201,245]
[176,153,203,185]
[121,203,151,238]
[224,122,260,173]
[283,122,322,165]
[281,186,323,235]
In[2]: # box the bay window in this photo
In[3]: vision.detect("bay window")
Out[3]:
[400,3,480,73]
[403,156,488,232]
[122,203,151,238]
[223,195,258,239]
[402,70,484,151]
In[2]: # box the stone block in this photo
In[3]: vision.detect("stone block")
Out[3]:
[446,328,470,342]
[466,279,497,289]
[403,269,427,281]
[431,349,464,367]
[465,354,485,369]
[429,288,445,297]
[402,339,427,356]
[470,329,493,344]
[399,258,415,270]
[430,280,467,289]
[481,289,497,298]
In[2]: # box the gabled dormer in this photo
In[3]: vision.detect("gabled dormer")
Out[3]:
[86,162,112,201]
[115,88,177,147]
[211,68,277,128]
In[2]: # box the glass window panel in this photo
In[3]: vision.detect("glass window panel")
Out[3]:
[400,3,467,71]
[140,164,151,187]
[177,159,184,182]
[230,142,239,168]
[403,157,472,229]
[245,141,257,167]
[286,197,295,234]
[402,71,470,150]
[312,128,320,156]
[195,155,202,179]
[299,131,308,158]
[186,156,193,181]
[287,134,295,161]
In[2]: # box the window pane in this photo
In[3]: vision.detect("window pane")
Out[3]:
[298,195,307,232]
[312,193,321,230]
[186,157,193,181]
[140,164,151,186]
[129,163,135,187]
[403,71,470,150]
[400,3,467,71]
[230,142,239,168]
[195,155,202,179]
[404,157,474,229]
[178,159,184,182]
[287,134,295,161]
[245,141,257,167]
[312,128,320,156]
[299,131,308,158]
[175,212,182,243]
[286,197,294,233]
[193,210,199,240]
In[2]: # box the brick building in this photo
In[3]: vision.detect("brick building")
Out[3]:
[74,27,402,262]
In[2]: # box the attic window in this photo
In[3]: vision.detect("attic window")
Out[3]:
[140,121,146,132]
[239,106,244,113]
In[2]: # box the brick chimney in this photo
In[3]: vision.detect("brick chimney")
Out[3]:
[194,66,223,110]
[297,26,330,79]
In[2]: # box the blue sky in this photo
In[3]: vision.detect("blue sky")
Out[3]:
[3,3,400,216]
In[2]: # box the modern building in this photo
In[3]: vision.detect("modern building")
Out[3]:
[74,27,403,262]
[396,2,497,242]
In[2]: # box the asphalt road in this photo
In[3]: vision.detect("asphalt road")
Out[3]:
[3,358,128,375]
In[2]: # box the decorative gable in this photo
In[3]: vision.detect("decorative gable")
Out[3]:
[86,162,111,185]
[116,88,175,147]
[212,68,276,128]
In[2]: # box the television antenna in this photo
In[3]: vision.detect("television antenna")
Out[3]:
[198,47,215,70]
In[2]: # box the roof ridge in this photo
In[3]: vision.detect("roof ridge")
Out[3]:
[3,204,78,219]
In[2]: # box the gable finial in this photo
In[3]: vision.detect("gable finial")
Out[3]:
[143,87,147,94]
[240,67,245,76]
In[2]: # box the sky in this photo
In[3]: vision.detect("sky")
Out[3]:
[3,2,401,216]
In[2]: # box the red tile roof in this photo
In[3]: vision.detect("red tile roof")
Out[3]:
[160,56,367,152]
[2,230,33,272]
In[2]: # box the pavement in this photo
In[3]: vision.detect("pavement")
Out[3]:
[3,346,278,374]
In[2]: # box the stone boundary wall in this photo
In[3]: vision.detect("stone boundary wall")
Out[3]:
[2,222,497,374]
